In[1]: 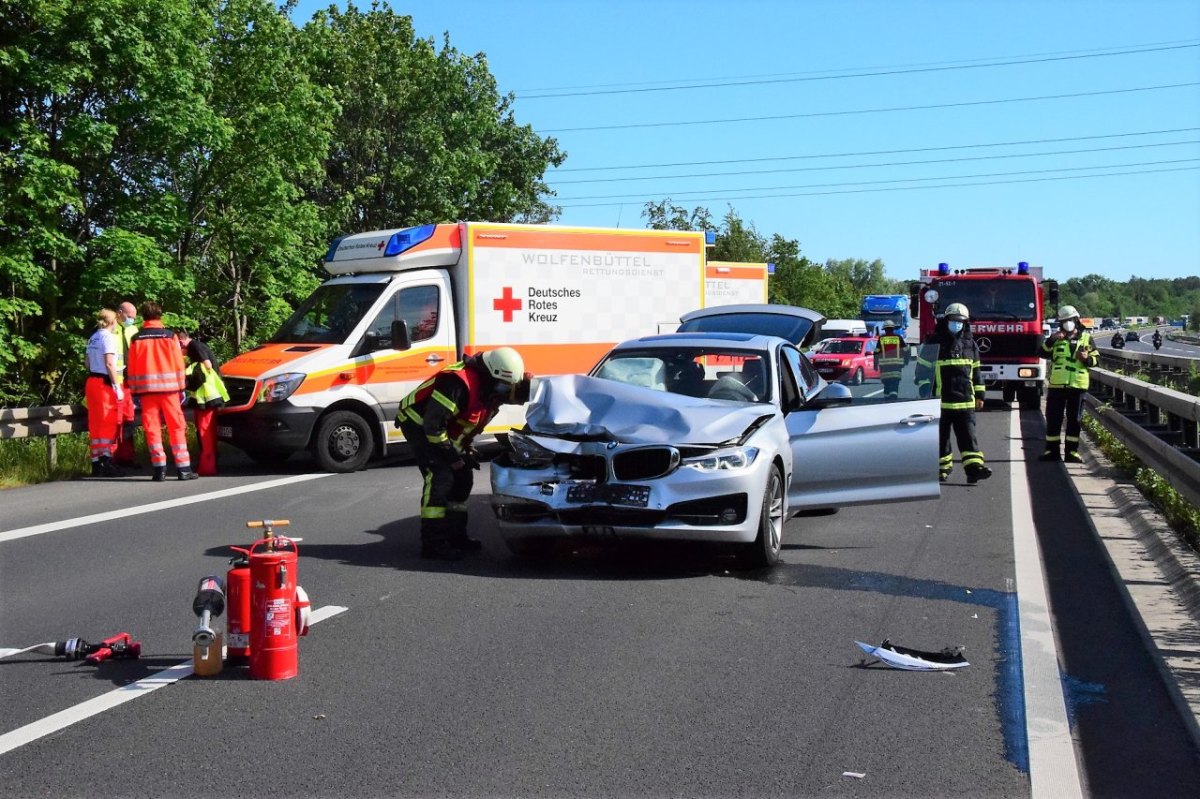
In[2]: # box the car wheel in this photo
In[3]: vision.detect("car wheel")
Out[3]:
[741,465,784,568]
[851,368,864,386]
[313,410,375,473]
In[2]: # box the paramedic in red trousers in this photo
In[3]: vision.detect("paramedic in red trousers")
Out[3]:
[126,302,198,481]
[111,301,139,466]
[395,347,529,560]
[915,303,993,484]
[1039,305,1098,463]
[84,309,124,477]
[178,329,230,476]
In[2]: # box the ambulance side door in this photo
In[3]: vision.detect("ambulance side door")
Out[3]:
[357,274,456,435]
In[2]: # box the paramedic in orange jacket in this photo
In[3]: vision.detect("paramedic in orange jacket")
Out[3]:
[126,302,197,481]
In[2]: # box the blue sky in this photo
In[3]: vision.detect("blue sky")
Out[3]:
[291,1,1200,283]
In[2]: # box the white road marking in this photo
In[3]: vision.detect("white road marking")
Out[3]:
[0,604,348,756]
[0,473,337,544]
[1009,411,1084,797]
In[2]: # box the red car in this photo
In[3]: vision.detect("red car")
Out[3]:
[809,336,880,385]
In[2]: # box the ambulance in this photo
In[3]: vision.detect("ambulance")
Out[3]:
[217,222,712,471]
[704,261,770,307]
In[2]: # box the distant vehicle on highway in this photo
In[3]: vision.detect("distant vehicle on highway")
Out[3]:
[1126,330,1140,342]
[808,336,880,385]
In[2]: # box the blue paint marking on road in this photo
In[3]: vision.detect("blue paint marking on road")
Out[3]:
[1060,673,1108,730]
[998,589,1030,773]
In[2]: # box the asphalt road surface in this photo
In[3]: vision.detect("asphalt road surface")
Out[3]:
[2,404,1200,798]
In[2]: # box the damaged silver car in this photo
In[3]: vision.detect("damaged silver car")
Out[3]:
[490,331,940,567]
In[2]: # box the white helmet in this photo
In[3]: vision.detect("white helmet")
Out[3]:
[1057,305,1080,321]
[944,302,969,321]
[480,347,524,384]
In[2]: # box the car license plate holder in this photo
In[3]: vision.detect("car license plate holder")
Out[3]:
[565,482,650,508]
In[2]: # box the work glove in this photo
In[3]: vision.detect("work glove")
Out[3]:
[393,413,403,429]
[464,446,481,470]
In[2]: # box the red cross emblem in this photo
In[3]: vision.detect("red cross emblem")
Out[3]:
[493,287,523,322]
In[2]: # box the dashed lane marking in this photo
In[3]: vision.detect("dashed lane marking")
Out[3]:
[0,473,337,544]
[0,604,348,756]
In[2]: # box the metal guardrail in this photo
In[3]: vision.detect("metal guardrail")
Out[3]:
[1085,366,1200,511]
[0,405,88,469]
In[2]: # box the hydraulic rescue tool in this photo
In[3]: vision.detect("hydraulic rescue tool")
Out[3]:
[0,633,142,664]
[191,575,226,676]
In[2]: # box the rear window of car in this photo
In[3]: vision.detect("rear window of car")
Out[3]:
[677,313,813,345]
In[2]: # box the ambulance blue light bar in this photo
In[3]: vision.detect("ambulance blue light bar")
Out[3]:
[384,224,437,257]
[324,235,348,262]
[767,262,775,274]
[937,262,951,275]
[1017,261,1030,275]
[705,231,717,246]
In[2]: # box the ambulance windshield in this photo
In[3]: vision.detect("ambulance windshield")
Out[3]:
[271,283,386,344]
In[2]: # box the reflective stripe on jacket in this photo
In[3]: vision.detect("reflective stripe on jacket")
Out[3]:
[916,333,983,410]
[877,334,906,372]
[397,361,489,450]
[1041,331,1097,389]
[127,321,186,394]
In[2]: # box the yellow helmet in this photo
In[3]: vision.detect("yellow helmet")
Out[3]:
[481,347,524,384]
[944,303,969,321]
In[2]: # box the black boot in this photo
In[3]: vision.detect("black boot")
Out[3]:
[91,460,102,477]
[1038,448,1061,462]
[152,466,166,482]
[98,455,123,477]
[177,467,199,481]
[1064,450,1082,464]
[966,465,993,484]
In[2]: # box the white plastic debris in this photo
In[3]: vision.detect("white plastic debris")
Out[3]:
[855,639,969,671]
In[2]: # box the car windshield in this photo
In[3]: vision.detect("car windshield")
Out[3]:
[822,340,864,355]
[592,347,772,403]
[934,279,1037,321]
[270,283,386,344]
[677,312,814,345]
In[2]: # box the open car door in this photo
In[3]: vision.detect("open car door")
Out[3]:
[780,342,940,510]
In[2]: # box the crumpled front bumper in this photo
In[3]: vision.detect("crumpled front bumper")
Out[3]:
[489,455,767,544]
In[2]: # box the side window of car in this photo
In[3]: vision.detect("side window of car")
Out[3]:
[781,347,812,405]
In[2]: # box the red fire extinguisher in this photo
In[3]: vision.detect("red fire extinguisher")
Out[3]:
[248,534,301,680]
[225,548,252,660]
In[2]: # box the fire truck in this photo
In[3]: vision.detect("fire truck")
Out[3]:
[910,261,1058,410]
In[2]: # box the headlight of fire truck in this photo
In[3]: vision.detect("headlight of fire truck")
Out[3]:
[259,373,305,404]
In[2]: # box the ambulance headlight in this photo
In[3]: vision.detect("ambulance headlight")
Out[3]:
[259,373,305,404]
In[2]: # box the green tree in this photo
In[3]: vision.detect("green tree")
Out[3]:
[1,0,216,403]
[300,1,563,238]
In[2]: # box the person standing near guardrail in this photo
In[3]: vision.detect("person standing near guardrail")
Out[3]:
[1039,305,1098,464]
[84,309,124,477]
[126,302,197,481]
[111,301,139,467]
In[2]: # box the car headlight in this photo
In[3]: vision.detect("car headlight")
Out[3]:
[682,447,759,472]
[508,431,557,468]
[258,373,305,404]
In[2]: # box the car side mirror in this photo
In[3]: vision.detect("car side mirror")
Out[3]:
[391,319,412,352]
[809,382,853,408]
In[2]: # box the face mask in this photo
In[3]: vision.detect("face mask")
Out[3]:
[1061,321,1076,333]
[123,316,135,326]
[947,321,964,334]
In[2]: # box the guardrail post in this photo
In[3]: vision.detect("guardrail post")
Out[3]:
[47,434,57,471]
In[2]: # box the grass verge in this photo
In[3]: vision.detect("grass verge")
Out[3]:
[1083,412,1200,554]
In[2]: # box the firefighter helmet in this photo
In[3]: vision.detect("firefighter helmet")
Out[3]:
[481,347,524,384]
[1057,305,1080,322]
[944,303,969,321]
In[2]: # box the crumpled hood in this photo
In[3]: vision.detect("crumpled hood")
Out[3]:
[524,374,775,445]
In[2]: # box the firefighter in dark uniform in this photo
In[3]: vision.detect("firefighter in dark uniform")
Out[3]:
[874,320,909,399]
[1039,305,1098,463]
[916,303,993,484]
[395,347,528,560]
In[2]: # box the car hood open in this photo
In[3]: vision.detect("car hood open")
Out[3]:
[524,374,775,446]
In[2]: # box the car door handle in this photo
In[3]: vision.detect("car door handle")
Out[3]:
[425,354,444,365]
[900,414,936,426]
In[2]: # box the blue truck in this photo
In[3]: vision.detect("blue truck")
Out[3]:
[860,294,913,341]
